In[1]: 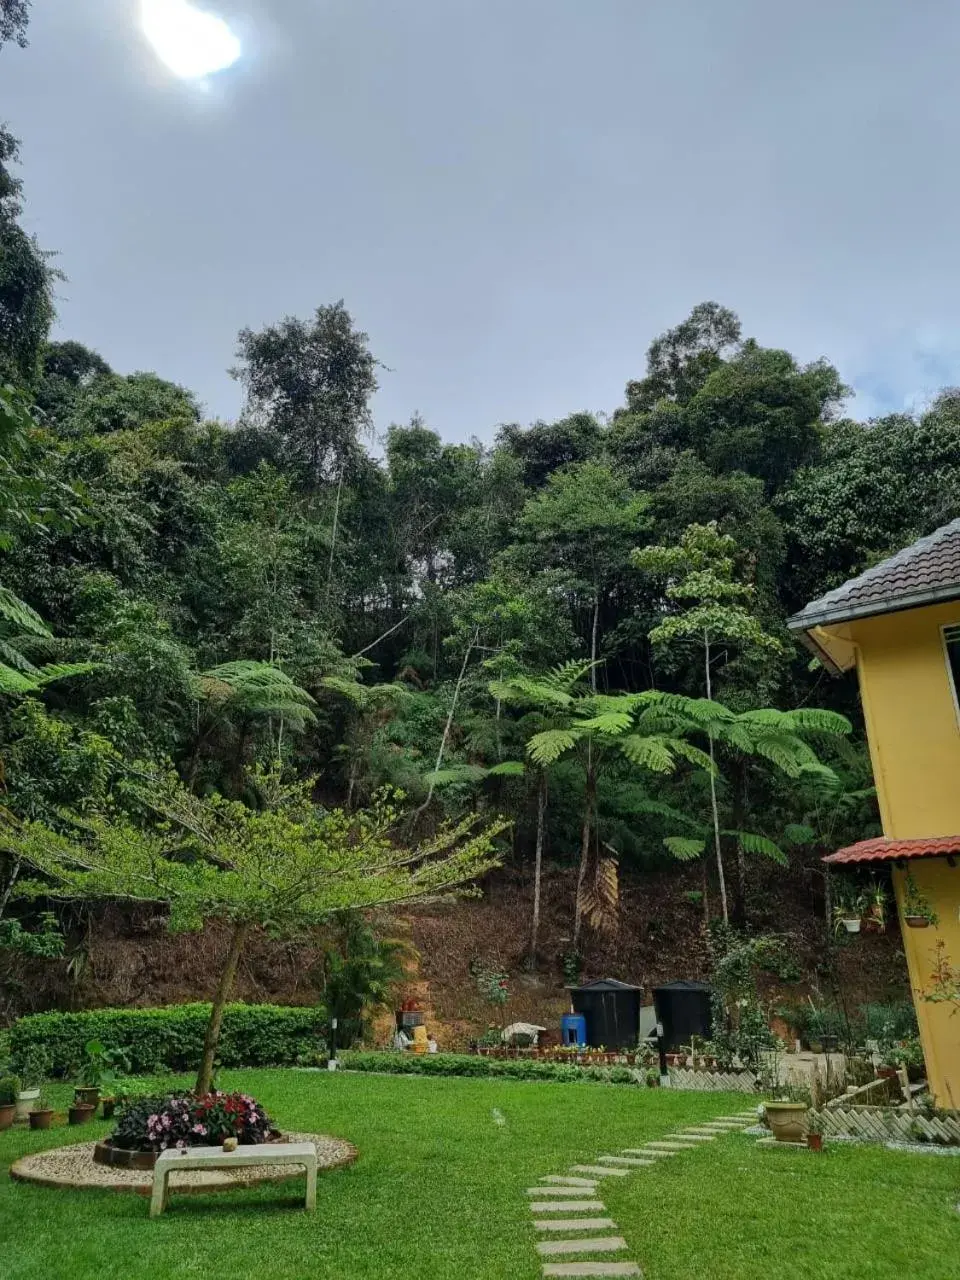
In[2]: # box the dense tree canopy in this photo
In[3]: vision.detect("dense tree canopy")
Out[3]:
[0,41,953,973]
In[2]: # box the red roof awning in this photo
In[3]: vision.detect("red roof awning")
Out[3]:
[824,835,960,865]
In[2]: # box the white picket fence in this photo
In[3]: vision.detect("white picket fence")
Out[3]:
[668,1067,758,1093]
[816,1106,960,1145]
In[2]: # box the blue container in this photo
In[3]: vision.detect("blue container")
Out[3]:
[561,1013,587,1046]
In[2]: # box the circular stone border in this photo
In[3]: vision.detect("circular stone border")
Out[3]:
[9,1132,357,1196]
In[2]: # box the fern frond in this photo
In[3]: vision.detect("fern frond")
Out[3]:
[664,835,706,860]
[486,760,526,777]
[527,728,582,765]
[616,734,678,773]
[0,586,51,639]
[728,830,789,865]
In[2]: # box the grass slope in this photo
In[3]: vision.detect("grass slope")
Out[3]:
[1,1072,957,1279]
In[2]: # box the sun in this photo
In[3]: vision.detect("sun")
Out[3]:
[141,0,241,80]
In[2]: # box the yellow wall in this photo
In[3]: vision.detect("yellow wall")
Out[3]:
[848,602,960,838]
[892,861,960,1110]
[821,601,960,1107]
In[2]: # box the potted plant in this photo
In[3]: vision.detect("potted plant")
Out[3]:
[764,1098,809,1144]
[74,1039,129,1110]
[28,1091,54,1131]
[902,875,938,929]
[806,1111,824,1152]
[864,882,888,933]
[832,884,866,935]
[14,1046,52,1122]
[68,1099,96,1125]
[0,1074,19,1130]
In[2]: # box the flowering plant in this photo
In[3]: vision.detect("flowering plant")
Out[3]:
[110,1090,274,1152]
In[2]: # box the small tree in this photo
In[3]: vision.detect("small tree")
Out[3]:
[10,775,503,1094]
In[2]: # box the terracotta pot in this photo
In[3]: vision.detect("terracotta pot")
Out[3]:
[74,1087,100,1109]
[68,1103,96,1126]
[806,1132,823,1152]
[15,1088,40,1122]
[764,1101,809,1144]
[0,1103,16,1130]
[877,1066,898,1080]
[28,1109,54,1131]
[904,916,930,929]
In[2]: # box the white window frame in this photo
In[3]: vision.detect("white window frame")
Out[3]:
[943,624,960,726]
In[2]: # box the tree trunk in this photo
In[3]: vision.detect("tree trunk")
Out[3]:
[530,773,547,962]
[415,628,478,817]
[573,758,595,947]
[590,592,599,690]
[195,921,250,1095]
[704,630,729,925]
[325,464,345,602]
[700,858,710,927]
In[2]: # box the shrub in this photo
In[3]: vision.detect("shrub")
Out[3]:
[110,1090,274,1152]
[338,1051,647,1086]
[0,1074,20,1105]
[10,1003,326,1075]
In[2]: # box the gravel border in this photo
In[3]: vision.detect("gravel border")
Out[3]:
[9,1132,357,1195]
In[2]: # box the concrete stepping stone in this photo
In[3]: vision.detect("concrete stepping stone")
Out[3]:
[621,1148,674,1158]
[667,1133,714,1142]
[530,1184,599,1196]
[530,1201,606,1213]
[569,1165,631,1177]
[538,1237,629,1257]
[542,1265,641,1278]
[644,1141,688,1151]
[684,1127,722,1136]
[534,1218,617,1232]
[596,1156,654,1167]
[541,1176,599,1187]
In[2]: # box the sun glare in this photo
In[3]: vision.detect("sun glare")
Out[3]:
[141,0,241,80]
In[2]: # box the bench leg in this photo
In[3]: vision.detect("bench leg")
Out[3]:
[150,1171,168,1218]
[304,1158,317,1211]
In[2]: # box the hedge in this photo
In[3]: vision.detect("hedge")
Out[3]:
[9,1003,327,1075]
[338,1051,652,1086]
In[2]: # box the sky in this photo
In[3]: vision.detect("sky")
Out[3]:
[5,0,960,438]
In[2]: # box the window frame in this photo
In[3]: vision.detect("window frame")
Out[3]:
[942,623,960,726]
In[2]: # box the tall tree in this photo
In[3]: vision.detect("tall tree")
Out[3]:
[0,128,54,387]
[633,522,786,921]
[233,302,379,487]
[0,0,29,49]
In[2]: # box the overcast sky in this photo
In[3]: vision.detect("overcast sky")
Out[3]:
[5,0,960,437]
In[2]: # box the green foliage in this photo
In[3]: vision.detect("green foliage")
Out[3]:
[9,1003,327,1075]
[316,915,411,1047]
[0,1072,20,1103]
[338,1051,643,1086]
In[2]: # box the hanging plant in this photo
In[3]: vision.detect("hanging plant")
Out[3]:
[902,874,938,929]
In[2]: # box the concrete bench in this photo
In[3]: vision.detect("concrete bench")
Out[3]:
[150,1141,318,1217]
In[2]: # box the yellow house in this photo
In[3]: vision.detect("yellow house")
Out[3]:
[788,519,960,1110]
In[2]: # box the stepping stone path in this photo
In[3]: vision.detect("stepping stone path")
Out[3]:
[525,1109,756,1277]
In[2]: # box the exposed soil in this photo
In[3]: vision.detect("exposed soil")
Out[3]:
[1,860,910,1049]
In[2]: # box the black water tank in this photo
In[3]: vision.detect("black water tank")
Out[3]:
[569,978,642,1049]
[653,980,712,1052]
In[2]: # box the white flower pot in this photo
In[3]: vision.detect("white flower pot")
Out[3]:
[15,1088,40,1122]
[842,918,861,934]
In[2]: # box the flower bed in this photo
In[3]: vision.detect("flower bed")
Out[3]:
[475,1046,641,1066]
[93,1090,276,1169]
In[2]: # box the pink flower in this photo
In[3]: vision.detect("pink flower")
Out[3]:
[191,1123,207,1135]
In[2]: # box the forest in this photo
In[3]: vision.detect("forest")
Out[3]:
[3,3,960,1027]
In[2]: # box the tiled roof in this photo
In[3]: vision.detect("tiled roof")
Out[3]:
[787,518,960,632]
[823,835,960,864]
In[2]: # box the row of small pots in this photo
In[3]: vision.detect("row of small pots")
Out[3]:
[0,1087,116,1132]
[839,913,932,933]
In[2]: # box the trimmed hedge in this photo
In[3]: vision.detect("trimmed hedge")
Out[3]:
[9,1003,327,1075]
[338,1051,651,1086]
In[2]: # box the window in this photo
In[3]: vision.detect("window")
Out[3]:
[945,625,960,720]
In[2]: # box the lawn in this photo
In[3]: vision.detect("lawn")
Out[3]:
[0,1071,957,1279]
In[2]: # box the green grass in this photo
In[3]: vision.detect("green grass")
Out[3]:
[1,1072,957,1279]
